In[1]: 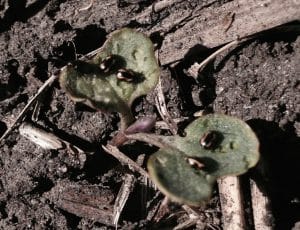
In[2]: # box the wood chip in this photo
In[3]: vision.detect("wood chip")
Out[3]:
[19,122,64,150]
[46,181,115,226]
[158,0,300,65]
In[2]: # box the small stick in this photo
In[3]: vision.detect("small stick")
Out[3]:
[113,174,136,229]
[173,219,198,230]
[187,39,240,79]
[0,73,58,144]
[207,223,221,230]
[152,196,170,223]
[174,206,200,229]
[102,144,149,179]
[155,78,178,135]
[113,154,145,229]
[31,99,42,122]
[181,205,200,219]
[126,133,167,149]
[187,33,260,79]
[218,176,245,230]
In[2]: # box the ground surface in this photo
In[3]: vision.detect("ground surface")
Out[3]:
[0,0,299,229]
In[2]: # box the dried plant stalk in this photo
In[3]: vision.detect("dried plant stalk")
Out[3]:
[250,179,274,230]
[218,176,245,230]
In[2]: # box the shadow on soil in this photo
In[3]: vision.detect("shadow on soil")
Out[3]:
[0,0,48,32]
[248,119,300,230]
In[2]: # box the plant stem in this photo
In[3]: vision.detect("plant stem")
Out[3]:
[119,111,135,132]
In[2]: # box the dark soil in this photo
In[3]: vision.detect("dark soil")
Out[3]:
[0,0,299,229]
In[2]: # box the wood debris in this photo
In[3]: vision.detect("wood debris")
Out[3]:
[0,73,58,144]
[186,39,240,79]
[155,78,178,135]
[45,181,115,226]
[102,144,149,179]
[250,179,274,230]
[158,0,300,65]
[113,154,145,228]
[19,122,64,150]
[218,176,245,230]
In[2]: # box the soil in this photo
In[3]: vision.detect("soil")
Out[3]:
[0,0,299,229]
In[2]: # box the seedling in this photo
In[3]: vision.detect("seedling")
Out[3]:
[59,28,160,130]
[127,114,260,206]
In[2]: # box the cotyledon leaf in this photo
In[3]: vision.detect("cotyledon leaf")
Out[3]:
[148,147,215,206]
[128,114,260,206]
[59,28,160,129]
[93,28,159,105]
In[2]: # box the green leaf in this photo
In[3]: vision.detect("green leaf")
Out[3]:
[59,28,160,128]
[129,114,260,206]
[93,28,160,105]
[148,148,215,206]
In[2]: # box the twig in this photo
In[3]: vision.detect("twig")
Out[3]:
[102,144,149,179]
[250,179,274,230]
[126,133,167,149]
[186,39,240,79]
[113,174,135,229]
[113,154,145,229]
[207,223,221,230]
[218,176,245,230]
[0,73,58,144]
[31,96,42,122]
[155,78,178,134]
[181,205,200,219]
[152,196,170,223]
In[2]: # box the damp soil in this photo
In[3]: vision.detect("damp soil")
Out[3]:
[0,0,299,229]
